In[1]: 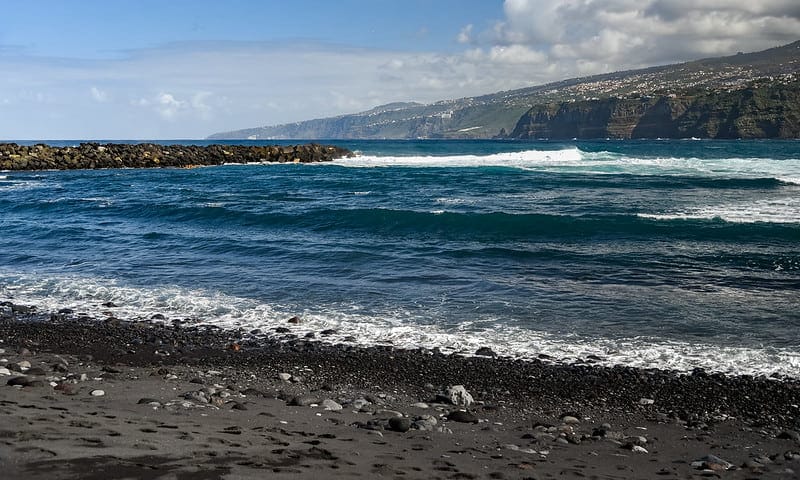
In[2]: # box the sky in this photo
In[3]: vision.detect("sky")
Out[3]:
[1,0,798,139]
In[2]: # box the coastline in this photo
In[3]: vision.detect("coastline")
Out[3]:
[2,304,799,478]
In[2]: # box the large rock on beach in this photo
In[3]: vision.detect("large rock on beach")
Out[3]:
[0,142,354,171]
[442,385,474,407]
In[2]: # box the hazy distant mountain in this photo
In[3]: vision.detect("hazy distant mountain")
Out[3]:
[209,41,800,140]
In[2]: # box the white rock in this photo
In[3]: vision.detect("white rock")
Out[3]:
[632,445,648,454]
[321,399,343,411]
[0,367,11,376]
[445,385,474,407]
[277,373,292,381]
[17,360,31,370]
[411,402,430,409]
[90,389,105,397]
[639,398,655,405]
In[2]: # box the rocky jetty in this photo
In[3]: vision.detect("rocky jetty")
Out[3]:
[0,142,353,171]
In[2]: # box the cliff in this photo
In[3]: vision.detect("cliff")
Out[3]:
[509,80,800,139]
[209,40,800,140]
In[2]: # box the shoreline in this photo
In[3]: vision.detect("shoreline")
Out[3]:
[2,303,799,478]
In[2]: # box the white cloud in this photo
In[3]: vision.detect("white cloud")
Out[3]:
[155,92,184,119]
[487,0,800,68]
[90,86,108,102]
[457,24,473,44]
[0,2,797,139]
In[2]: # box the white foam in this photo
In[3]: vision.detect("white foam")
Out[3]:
[640,196,800,224]
[0,180,46,191]
[2,272,797,378]
[328,149,800,184]
[329,148,585,168]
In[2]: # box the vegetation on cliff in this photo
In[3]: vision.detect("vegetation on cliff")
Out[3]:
[510,80,800,139]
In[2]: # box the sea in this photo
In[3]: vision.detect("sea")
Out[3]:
[1,139,798,377]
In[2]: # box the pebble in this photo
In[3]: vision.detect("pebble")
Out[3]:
[277,373,292,382]
[90,389,105,397]
[411,402,430,409]
[184,391,209,403]
[475,347,496,357]
[388,417,411,433]
[7,376,31,387]
[561,416,581,425]
[631,445,648,454]
[639,398,655,405]
[692,454,734,471]
[447,410,479,424]
[0,367,10,376]
[287,395,320,407]
[777,430,800,442]
[412,415,438,431]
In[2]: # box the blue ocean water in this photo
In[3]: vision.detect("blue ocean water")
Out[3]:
[1,139,799,376]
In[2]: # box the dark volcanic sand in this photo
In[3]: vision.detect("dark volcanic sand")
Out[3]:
[1,305,799,479]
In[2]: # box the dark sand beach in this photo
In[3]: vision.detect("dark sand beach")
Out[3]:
[1,304,799,479]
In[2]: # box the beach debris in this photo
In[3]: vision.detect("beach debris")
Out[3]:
[90,389,105,396]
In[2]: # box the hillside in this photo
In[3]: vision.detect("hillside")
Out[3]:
[209,41,800,140]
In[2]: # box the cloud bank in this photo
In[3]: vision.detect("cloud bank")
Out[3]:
[0,0,796,138]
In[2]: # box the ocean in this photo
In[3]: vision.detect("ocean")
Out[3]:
[1,139,798,377]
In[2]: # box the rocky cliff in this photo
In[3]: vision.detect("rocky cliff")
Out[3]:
[509,80,800,139]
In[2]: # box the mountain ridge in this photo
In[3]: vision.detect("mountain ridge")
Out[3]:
[208,41,800,140]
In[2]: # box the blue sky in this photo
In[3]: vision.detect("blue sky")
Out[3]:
[1,0,798,139]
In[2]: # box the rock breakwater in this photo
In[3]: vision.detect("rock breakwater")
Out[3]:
[0,142,353,171]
